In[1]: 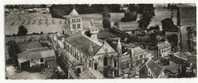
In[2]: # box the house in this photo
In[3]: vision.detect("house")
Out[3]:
[130,46,151,66]
[17,47,56,72]
[157,40,172,58]
[114,21,141,36]
[63,9,83,35]
[14,41,56,72]
[168,52,196,77]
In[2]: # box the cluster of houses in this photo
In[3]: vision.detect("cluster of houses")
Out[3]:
[5,5,196,79]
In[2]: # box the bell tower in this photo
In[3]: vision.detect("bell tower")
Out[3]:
[64,8,82,35]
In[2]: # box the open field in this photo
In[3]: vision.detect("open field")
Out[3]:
[5,8,177,35]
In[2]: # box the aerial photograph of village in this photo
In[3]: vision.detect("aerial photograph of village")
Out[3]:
[4,4,196,79]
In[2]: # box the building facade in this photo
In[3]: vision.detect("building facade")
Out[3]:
[64,9,83,35]
[157,40,172,58]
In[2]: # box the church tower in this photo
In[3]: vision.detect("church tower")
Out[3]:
[64,8,83,35]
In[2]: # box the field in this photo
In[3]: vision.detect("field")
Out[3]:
[5,8,177,35]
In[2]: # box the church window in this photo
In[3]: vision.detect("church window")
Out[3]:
[94,63,98,70]
[77,24,81,29]
[77,18,80,22]
[114,60,117,67]
[72,19,75,23]
[72,24,76,29]
[103,57,108,66]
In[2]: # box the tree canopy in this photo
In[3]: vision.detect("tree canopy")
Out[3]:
[17,25,28,36]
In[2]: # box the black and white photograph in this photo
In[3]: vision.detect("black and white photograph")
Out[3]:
[4,4,196,79]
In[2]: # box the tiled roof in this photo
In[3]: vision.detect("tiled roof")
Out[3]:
[66,33,101,56]
[173,52,190,61]
[119,21,139,31]
[146,60,163,78]
[132,47,147,56]
[157,41,171,49]
[18,41,43,52]
[17,48,55,63]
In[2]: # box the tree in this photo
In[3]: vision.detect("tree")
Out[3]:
[167,34,178,48]
[161,18,178,32]
[102,11,111,29]
[137,4,155,30]
[17,25,28,36]
[7,40,20,65]
[121,5,137,22]
[84,30,92,37]
[138,16,151,30]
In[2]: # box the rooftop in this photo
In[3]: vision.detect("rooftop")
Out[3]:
[118,21,139,31]
[157,41,171,49]
[17,47,55,63]
[132,46,148,56]
[17,41,43,52]
[69,9,79,16]
[164,61,179,74]
[146,59,163,78]
[66,33,102,56]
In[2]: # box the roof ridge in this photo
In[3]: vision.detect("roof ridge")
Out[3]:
[69,8,79,16]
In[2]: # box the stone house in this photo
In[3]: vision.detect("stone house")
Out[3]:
[17,41,56,72]
[157,40,172,58]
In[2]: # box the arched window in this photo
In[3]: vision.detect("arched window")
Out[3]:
[103,57,108,66]
[94,63,98,70]
[114,60,117,67]
[76,67,81,77]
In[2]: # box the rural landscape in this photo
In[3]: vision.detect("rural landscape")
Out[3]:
[5,4,196,79]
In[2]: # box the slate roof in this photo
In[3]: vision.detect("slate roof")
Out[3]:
[66,33,102,56]
[146,60,163,78]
